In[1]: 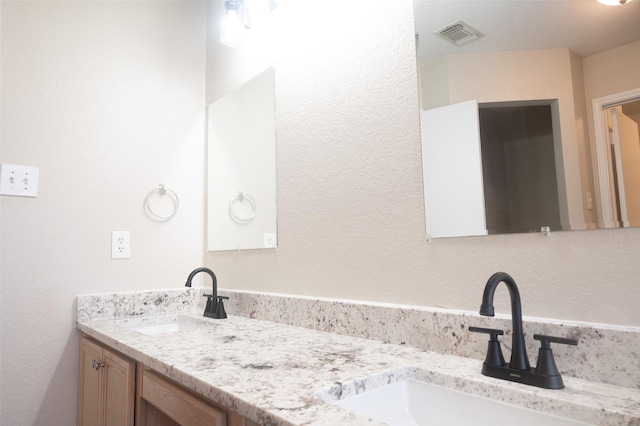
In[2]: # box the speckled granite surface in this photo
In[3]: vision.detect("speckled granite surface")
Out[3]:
[76,288,201,321]
[76,289,640,426]
[220,289,640,390]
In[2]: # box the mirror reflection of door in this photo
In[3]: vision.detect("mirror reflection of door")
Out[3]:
[421,100,487,239]
[421,99,565,238]
[607,100,640,227]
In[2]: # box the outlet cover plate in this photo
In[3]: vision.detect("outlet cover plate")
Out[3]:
[111,231,131,259]
[264,233,277,248]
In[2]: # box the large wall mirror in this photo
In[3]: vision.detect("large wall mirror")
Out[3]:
[207,67,277,251]
[415,0,640,238]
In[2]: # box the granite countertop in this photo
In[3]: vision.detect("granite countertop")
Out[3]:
[77,310,640,426]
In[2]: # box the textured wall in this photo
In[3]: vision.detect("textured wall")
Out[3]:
[205,0,640,327]
[0,2,206,424]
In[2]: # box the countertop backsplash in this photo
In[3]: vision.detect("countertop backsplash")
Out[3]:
[76,287,640,390]
[76,288,202,322]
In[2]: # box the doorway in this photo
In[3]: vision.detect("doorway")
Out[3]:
[606,101,640,227]
[479,103,562,234]
[592,88,640,228]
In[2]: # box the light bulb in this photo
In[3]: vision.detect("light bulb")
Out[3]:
[220,1,244,48]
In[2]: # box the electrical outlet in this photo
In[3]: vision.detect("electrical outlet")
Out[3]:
[111,231,131,259]
[264,233,277,248]
[0,163,39,197]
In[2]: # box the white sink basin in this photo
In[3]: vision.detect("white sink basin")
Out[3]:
[333,379,590,426]
[131,322,198,335]
[128,315,211,335]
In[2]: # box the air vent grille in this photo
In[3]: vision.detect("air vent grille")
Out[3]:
[435,21,484,46]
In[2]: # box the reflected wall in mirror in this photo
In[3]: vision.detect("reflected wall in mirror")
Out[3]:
[207,67,277,251]
[415,0,640,238]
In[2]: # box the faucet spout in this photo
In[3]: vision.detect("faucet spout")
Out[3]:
[185,266,217,293]
[185,267,227,319]
[480,272,530,371]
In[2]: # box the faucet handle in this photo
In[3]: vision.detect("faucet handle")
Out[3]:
[533,334,578,348]
[215,296,228,319]
[469,326,503,340]
[469,326,506,367]
[203,294,229,300]
[533,334,578,377]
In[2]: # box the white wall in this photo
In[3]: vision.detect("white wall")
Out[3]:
[0,2,206,424]
[583,40,640,102]
[206,0,274,105]
[205,0,640,327]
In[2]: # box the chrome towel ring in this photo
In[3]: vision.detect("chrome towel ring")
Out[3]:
[144,183,179,221]
[228,191,256,224]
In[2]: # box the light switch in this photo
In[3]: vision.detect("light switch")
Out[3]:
[0,163,39,197]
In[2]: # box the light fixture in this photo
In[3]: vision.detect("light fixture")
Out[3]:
[220,1,244,48]
[244,0,270,28]
[596,0,633,5]
[220,0,276,48]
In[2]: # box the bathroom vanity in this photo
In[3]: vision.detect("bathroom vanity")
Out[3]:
[78,334,259,426]
[76,289,640,426]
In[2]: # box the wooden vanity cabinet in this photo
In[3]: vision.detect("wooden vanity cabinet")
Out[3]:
[136,367,259,426]
[78,335,258,426]
[78,336,136,426]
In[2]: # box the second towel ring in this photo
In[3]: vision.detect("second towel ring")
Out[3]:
[229,191,256,224]
[144,183,179,221]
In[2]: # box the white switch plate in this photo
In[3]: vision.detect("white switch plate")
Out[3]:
[0,163,39,197]
[111,231,131,259]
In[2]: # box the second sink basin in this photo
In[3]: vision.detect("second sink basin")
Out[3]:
[332,378,590,425]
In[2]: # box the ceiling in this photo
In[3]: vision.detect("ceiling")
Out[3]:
[414,0,640,63]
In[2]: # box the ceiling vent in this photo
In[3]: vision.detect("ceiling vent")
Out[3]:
[435,20,484,46]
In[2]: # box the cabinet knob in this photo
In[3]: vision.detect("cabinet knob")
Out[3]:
[91,359,105,370]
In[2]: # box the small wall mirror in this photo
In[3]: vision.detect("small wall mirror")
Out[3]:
[415,0,640,238]
[207,67,277,251]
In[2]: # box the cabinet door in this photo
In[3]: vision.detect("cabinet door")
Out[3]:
[103,348,135,426]
[78,337,103,426]
[78,336,135,426]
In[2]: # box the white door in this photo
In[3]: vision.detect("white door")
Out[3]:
[608,105,640,227]
[420,100,487,238]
